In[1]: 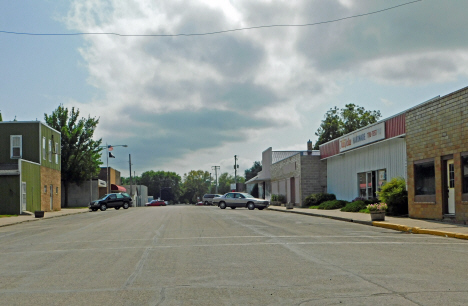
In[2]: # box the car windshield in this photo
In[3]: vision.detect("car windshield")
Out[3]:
[98,194,110,200]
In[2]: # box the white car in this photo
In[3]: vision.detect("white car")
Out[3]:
[213,192,269,210]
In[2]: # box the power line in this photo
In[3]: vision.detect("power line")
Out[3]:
[0,0,422,37]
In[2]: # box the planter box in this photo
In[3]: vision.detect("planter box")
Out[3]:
[34,211,44,218]
[370,211,385,221]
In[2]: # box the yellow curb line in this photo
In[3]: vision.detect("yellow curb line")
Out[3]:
[373,222,468,240]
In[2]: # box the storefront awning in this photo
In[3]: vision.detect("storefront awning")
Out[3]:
[111,184,126,192]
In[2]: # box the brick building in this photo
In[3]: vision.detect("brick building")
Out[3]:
[406,86,468,221]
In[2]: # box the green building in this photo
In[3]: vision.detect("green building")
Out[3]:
[0,121,61,214]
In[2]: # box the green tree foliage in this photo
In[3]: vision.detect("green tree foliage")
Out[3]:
[314,104,381,149]
[376,177,408,215]
[44,105,102,207]
[138,171,182,202]
[217,172,236,194]
[244,161,262,181]
[181,170,211,203]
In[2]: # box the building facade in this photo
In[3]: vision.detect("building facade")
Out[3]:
[0,121,61,214]
[270,150,326,207]
[320,114,407,201]
[406,86,468,221]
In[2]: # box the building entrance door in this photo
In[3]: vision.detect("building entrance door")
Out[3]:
[447,159,455,214]
[290,177,295,204]
[50,185,53,211]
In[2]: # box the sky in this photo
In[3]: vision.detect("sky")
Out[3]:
[2,0,468,179]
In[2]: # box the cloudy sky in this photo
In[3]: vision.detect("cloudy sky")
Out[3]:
[2,0,468,178]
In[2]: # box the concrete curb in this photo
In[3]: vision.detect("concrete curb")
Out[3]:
[0,210,89,228]
[268,207,468,241]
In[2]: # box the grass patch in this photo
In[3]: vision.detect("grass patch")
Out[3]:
[0,215,18,218]
[308,205,320,209]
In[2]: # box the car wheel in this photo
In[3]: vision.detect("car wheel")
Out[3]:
[230,207,236,209]
[204,201,209,205]
[258,207,264,210]
[219,202,226,209]
[247,202,255,210]
[115,207,120,210]
[100,204,107,211]
[123,202,129,209]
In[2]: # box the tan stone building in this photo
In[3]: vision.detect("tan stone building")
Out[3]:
[406,86,468,222]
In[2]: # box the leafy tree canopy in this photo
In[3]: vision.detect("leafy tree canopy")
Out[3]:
[244,161,262,181]
[44,105,102,207]
[181,170,211,203]
[314,104,381,149]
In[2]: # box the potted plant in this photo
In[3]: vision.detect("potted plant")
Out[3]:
[367,203,388,221]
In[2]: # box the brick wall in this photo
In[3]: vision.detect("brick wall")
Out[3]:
[40,166,61,211]
[406,86,468,220]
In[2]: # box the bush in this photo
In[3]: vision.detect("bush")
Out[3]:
[341,200,367,212]
[318,200,348,210]
[377,177,408,216]
[304,193,336,207]
[271,194,286,204]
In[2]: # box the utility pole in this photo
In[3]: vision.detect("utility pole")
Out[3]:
[129,154,133,197]
[234,155,239,185]
[212,166,220,194]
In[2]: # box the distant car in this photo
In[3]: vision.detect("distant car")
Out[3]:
[196,201,204,206]
[146,200,166,206]
[212,192,269,210]
[89,193,132,211]
[202,194,223,206]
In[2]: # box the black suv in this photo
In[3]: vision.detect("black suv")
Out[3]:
[202,194,223,205]
[89,193,133,211]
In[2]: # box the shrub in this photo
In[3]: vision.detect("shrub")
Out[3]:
[271,194,278,202]
[377,177,408,216]
[304,193,336,207]
[271,194,286,204]
[318,200,348,210]
[340,200,367,212]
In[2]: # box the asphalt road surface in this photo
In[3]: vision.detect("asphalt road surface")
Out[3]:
[1,205,468,305]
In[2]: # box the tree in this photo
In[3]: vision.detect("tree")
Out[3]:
[244,161,262,181]
[44,105,102,207]
[314,104,381,149]
[138,171,182,202]
[181,170,211,203]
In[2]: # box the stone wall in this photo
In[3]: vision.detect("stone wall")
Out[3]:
[406,86,468,220]
[301,155,327,203]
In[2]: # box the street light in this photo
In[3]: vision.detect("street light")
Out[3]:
[101,143,128,194]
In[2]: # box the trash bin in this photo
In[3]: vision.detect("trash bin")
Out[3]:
[34,211,44,218]
[286,202,293,209]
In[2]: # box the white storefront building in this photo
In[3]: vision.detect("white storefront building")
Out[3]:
[320,113,407,201]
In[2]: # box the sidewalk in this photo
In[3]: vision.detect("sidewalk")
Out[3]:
[268,206,468,240]
[0,208,89,228]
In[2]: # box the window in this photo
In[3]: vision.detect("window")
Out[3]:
[414,161,435,195]
[463,155,468,194]
[48,140,52,162]
[42,137,46,160]
[10,135,22,158]
[56,187,59,194]
[44,185,47,193]
[55,143,59,164]
[358,173,366,198]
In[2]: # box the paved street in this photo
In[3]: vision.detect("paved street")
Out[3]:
[1,206,468,305]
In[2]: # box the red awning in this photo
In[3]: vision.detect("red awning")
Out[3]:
[111,184,126,192]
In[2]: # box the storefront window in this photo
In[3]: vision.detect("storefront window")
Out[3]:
[378,169,387,191]
[414,161,435,195]
[358,173,366,197]
[463,155,468,194]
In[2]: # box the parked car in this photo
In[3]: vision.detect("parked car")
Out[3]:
[196,201,204,206]
[89,193,132,211]
[202,194,223,205]
[212,192,269,210]
[146,200,166,206]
